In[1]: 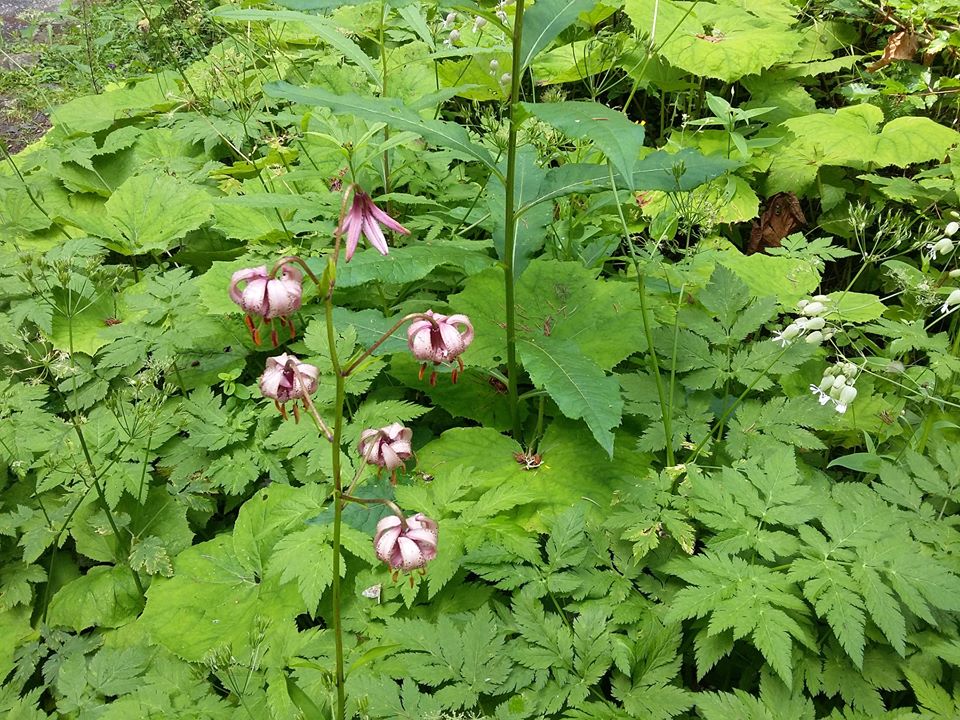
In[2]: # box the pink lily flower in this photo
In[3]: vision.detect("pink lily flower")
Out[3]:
[338,189,410,261]
[358,423,413,483]
[374,512,438,572]
[259,353,319,421]
[407,310,474,384]
[228,264,303,345]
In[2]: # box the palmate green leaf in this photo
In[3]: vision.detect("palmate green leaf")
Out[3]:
[211,7,379,83]
[452,259,646,371]
[51,71,181,135]
[77,174,214,256]
[519,336,623,455]
[725,396,829,460]
[625,0,800,82]
[331,244,495,289]
[768,104,960,193]
[264,83,498,172]
[0,562,46,611]
[518,0,597,70]
[521,101,645,187]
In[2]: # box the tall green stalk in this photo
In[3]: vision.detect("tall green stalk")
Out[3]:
[503,0,527,441]
[607,163,675,465]
[323,262,347,720]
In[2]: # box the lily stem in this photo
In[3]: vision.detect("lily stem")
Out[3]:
[503,0,526,442]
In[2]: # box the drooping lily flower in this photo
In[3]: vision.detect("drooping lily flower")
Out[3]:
[407,310,474,384]
[374,512,438,572]
[358,423,413,482]
[259,353,319,421]
[229,264,303,345]
[338,189,410,261]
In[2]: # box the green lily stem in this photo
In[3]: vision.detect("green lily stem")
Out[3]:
[503,0,526,442]
[380,0,392,200]
[606,163,675,466]
[323,273,347,720]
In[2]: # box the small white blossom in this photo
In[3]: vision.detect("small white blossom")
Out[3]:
[473,16,487,30]
[941,288,960,315]
[927,237,954,260]
[442,11,457,29]
[500,72,512,85]
[946,221,959,237]
[802,301,827,317]
[810,384,832,405]
[772,322,802,347]
[444,28,460,45]
[805,330,824,344]
[496,8,508,22]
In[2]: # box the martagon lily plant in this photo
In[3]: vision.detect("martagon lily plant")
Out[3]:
[227,182,473,720]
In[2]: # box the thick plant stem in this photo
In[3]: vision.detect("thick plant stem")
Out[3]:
[323,260,347,720]
[607,163,675,466]
[503,0,526,441]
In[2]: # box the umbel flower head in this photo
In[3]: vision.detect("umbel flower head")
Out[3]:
[229,264,303,345]
[259,353,319,421]
[407,310,474,384]
[338,188,410,261]
[374,512,438,573]
[358,423,413,482]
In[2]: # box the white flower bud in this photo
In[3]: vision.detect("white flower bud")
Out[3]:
[928,237,954,260]
[442,11,457,29]
[805,316,826,331]
[796,299,809,310]
[448,29,461,43]
[949,269,960,278]
[812,294,830,303]
[832,374,847,390]
[802,301,827,316]
[473,16,487,30]
[489,58,500,72]
[835,385,858,413]
[805,330,824,344]
[946,221,959,237]
[500,72,512,85]
[819,374,836,393]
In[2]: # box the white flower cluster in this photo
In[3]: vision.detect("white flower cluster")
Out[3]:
[926,220,959,261]
[811,362,860,414]
[772,296,834,347]
[495,0,513,23]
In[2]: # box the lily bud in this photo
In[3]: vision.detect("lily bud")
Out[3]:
[259,353,319,419]
[358,423,413,478]
[407,310,474,384]
[374,512,438,572]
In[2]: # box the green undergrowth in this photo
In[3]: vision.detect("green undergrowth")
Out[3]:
[1,0,960,718]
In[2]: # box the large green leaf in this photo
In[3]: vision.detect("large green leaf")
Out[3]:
[47,566,142,632]
[518,0,597,70]
[450,258,646,370]
[77,174,214,256]
[520,336,623,455]
[625,0,800,82]
[264,83,498,172]
[416,420,648,527]
[51,72,181,135]
[521,101,645,188]
[768,105,960,193]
